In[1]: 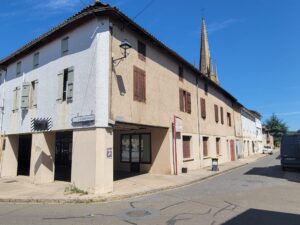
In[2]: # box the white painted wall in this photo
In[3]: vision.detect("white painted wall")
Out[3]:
[0,18,110,135]
[241,114,256,139]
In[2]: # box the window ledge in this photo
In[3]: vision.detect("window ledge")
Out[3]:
[183,158,194,162]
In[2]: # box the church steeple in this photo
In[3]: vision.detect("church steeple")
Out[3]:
[199,18,220,84]
[200,18,211,75]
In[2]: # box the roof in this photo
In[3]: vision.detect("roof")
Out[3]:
[0,1,237,102]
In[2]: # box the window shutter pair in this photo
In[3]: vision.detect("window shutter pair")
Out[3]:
[179,89,191,113]
[200,98,206,118]
[21,82,30,109]
[13,87,20,111]
[214,104,219,123]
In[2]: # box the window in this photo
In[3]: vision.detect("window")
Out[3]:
[216,138,221,155]
[16,61,22,76]
[204,83,208,95]
[227,112,232,127]
[200,98,206,119]
[61,37,69,56]
[178,65,183,81]
[183,136,192,159]
[30,80,38,108]
[220,107,224,124]
[203,137,209,157]
[121,134,151,163]
[138,41,146,61]
[33,52,39,69]
[179,89,191,114]
[214,104,219,123]
[12,87,20,112]
[57,67,74,103]
[133,66,146,102]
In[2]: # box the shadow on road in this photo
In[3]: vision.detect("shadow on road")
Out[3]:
[222,208,300,225]
[244,165,300,183]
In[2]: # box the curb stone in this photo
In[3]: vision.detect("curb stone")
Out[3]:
[0,154,268,204]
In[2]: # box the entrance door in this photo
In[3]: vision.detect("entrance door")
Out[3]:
[55,132,72,181]
[230,140,235,161]
[17,135,32,176]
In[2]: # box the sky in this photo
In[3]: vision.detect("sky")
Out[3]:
[0,0,299,130]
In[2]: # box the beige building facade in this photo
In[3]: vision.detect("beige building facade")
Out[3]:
[0,2,262,194]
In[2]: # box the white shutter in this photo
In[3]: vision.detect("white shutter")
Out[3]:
[57,71,64,102]
[21,82,30,109]
[66,67,74,102]
[13,87,20,111]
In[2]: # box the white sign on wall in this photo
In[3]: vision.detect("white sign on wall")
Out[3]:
[175,117,183,132]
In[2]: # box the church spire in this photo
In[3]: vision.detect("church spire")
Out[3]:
[200,18,211,76]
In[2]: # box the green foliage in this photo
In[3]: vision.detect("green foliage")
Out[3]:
[65,184,88,196]
[265,114,288,146]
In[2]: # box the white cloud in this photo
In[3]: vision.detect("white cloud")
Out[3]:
[206,18,242,34]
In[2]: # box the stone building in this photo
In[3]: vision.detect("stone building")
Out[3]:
[0,2,262,194]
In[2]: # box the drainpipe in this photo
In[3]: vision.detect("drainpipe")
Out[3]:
[196,75,201,168]
[172,116,178,175]
[0,67,7,133]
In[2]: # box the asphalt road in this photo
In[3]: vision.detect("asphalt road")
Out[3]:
[0,151,300,225]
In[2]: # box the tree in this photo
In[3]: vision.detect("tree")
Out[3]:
[265,114,288,147]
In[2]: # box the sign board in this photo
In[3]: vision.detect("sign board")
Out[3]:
[175,117,183,132]
[72,115,95,123]
[106,148,113,159]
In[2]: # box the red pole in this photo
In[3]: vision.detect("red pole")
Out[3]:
[173,116,178,175]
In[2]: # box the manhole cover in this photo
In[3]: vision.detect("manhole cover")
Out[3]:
[126,209,151,218]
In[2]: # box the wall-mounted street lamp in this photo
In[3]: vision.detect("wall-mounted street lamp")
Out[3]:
[112,39,132,67]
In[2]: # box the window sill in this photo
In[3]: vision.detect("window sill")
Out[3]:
[183,158,194,162]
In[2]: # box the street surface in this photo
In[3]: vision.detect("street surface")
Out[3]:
[0,151,299,225]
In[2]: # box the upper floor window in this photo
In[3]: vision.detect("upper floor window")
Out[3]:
[57,67,74,103]
[61,37,69,56]
[214,104,219,123]
[179,89,191,114]
[16,61,22,77]
[227,112,232,127]
[138,40,146,61]
[200,97,206,119]
[204,83,208,95]
[220,107,224,124]
[133,66,146,102]
[178,65,183,81]
[33,52,39,69]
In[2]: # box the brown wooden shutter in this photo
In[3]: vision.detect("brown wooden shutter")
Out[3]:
[133,68,139,101]
[140,70,146,102]
[179,89,184,111]
[183,136,191,159]
[214,104,219,123]
[200,98,206,119]
[186,92,191,114]
[220,107,224,124]
[203,137,208,157]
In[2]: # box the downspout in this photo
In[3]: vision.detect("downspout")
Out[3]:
[108,20,114,124]
[172,116,178,175]
[0,67,7,177]
[196,74,201,168]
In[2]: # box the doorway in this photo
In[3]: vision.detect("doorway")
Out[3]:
[17,135,32,176]
[55,132,72,181]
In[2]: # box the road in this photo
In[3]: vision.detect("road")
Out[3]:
[0,151,299,225]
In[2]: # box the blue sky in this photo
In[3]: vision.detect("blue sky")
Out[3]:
[1,0,299,130]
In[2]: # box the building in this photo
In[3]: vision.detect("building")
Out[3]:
[0,2,261,194]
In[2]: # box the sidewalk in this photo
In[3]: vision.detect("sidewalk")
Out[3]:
[0,153,268,204]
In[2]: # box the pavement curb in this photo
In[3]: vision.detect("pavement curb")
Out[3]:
[0,155,268,204]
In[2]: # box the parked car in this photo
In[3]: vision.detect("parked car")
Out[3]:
[262,145,273,154]
[281,135,300,171]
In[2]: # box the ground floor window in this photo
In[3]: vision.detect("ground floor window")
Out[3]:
[121,133,151,163]
[203,137,209,157]
[183,136,192,159]
[216,138,221,155]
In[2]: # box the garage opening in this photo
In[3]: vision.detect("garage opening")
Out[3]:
[17,135,32,176]
[55,132,72,181]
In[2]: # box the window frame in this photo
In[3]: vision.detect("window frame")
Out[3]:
[120,133,152,164]
[182,135,192,160]
[61,36,69,56]
[33,52,40,69]
[203,136,209,157]
[216,137,221,155]
[227,112,232,127]
[16,61,22,77]
[179,88,191,114]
